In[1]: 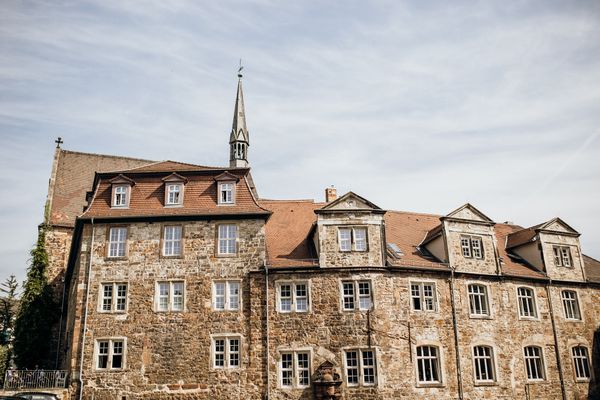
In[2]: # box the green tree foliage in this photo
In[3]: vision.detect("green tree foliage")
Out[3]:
[0,275,18,384]
[12,226,59,369]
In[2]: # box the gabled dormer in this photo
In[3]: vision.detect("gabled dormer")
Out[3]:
[313,191,386,268]
[109,174,135,208]
[214,172,240,205]
[434,203,499,275]
[507,218,585,282]
[162,173,187,207]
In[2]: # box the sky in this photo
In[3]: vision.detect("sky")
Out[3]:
[1,0,599,285]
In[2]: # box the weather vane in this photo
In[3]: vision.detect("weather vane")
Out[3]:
[238,59,243,78]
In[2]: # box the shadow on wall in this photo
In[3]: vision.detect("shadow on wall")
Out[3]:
[590,326,600,399]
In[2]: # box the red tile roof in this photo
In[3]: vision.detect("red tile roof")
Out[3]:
[48,150,153,227]
[495,224,546,279]
[259,200,323,267]
[583,255,600,283]
[83,169,269,219]
[114,160,233,173]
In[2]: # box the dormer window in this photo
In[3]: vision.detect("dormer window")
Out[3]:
[338,227,368,252]
[161,173,187,207]
[553,246,572,267]
[460,235,484,259]
[166,184,183,205]
[113,185,128,207]
[219,182,235,205]
[109,174,135,209]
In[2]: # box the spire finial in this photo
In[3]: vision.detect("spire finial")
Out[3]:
[237,59,243,79]
[55,137,63,148]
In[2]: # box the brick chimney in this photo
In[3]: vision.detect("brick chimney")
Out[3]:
[325,186,337,203]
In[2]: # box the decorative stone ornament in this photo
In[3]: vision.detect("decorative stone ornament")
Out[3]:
[313,361,343,399]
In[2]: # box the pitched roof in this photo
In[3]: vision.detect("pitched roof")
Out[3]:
[47,150,153,227]
[495,224,546,279]
[505,226,538,249]
[259,199,323,267]
[583,255,600,283]
[113,160,233,174]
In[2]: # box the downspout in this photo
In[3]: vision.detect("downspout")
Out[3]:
[449,267,464,400]
[78,220,95,400]
[546,281,567,400]
[264,259,270,400]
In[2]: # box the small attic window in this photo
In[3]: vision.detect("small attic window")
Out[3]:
[113,185,128,207]
[387,243,404,259]
[109,174,135,208]
[162,173,187,207]
[219,182,235,205]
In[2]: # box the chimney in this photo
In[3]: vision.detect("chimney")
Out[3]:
[325,186,337,203]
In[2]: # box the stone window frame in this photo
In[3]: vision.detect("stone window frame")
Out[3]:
[471,344,498,386]
[466,282,492,319]
[409,281,438,313]
[111,184,130,208]
[552,245,573,268]
[210,334,242,370]
[105,225,129,260]
[94,337,127,371]
[414,341,445,388]
[216,223,239,257]
[342,347,378,387]
[218,181,236,205]
[516,286,539,320]
[154,280,186,313]
[98,282,128,313]
[164,182,184,207]
[339,279,373,312]
[160,224,184,258]
[275,280,311,314]
[570,345,592,382]
[460,235,484,260]
[337,226,369,252]
[523,345,547,382]
[212,280,242,312]
[277,347,312,389]
[561,289,582,321]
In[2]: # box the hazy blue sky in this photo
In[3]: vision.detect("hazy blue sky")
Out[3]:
[1,1,599,284]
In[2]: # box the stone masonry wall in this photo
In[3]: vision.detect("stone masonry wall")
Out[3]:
[444,220,498,275]
[539,232,586,282]
[317,213,384,268]
[69,219,267,400]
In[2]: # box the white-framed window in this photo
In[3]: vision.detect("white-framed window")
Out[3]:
[218,182,235,204]
[345,349,376,386]
[212,336,241,368]
[524,346,545,381]
[571,346,591,380]
[108,227,127,258]
[213,281,241,311]
[341,281,372,311]
[561,290,581,320]
[165,183,183,206]
[218,224,237,255]
[112,185,129,207]
[410,282,437,312]
[280,351,311,388]
[461,236,484,259]
[163,225,182,256]
[517,287,538,318]
[96,338,125,370]
[338,227,368,252]
[277,282,309,313]
[553,246,572,267]
[100,283,127,312]
[416,345,441,384]
[156,281,184,312]
[473,346,496,383]
[468,284,490,317]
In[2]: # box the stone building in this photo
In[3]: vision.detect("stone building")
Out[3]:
[40,75,600,400]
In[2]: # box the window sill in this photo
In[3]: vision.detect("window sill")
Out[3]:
[518,316,540,321]
[164,204,184,208]
[110,206,129,209]
[97,310,127,314]
[161,254,184,259]
[346,384,378,388]
[217,203,236,206]
[526,379,546,384]
[469,315,493,320]
[474,381,498,387]
[564,318,583,323]
[105,257,128,261]
[216,253,238,258]
[416,382,444,388]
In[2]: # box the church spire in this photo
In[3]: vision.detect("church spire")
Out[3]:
[229,64,250,168]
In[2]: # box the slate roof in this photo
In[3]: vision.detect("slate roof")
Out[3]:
[47,150,153,227]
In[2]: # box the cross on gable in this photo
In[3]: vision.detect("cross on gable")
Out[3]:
[55,137,63,148]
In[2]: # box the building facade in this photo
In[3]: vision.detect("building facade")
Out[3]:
[41,77,600,399]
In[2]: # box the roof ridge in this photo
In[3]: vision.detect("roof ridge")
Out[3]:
[259,199,319,203]
[60,149,154,162]
[387,209,442,218]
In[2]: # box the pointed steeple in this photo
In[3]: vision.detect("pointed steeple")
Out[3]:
[229,67,250,168]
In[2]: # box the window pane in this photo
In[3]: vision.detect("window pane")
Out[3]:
[354,228,367,251]
[229,282,240,310]
[339,228,351,251]
[342,282,355,310]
